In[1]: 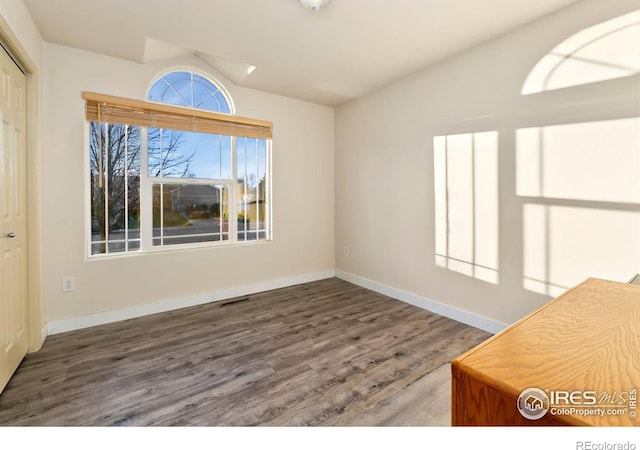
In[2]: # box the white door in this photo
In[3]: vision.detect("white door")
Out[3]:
[0,44,27,394]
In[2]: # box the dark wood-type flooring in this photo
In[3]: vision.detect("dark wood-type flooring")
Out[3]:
[0,278,490,426]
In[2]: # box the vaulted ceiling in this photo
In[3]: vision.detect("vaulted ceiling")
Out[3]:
[24,0,582,106]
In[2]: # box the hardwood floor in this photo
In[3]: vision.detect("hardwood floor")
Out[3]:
[0,278,490,426]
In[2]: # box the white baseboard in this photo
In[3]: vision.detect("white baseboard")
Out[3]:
[46,270,336,335]
[335,270,507,334]
[46,269,507,336]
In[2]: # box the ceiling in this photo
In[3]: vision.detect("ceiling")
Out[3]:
[23,0,582,106]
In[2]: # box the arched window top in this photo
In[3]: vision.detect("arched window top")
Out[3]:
[148,70,233,114]
[522,11,640,95]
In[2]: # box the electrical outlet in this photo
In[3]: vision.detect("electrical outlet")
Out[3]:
[343,246,349,257]
[62,276,75,293]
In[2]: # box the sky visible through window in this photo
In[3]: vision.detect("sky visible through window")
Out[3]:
[148,130,233,179]
[148,71,237,181]
[148,71,231,113]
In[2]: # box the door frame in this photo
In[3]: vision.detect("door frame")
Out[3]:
[0,15,43,352]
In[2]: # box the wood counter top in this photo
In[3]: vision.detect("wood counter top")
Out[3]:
[452,278,640,426]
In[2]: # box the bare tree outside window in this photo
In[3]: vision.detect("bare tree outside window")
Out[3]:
[89,122,192,254]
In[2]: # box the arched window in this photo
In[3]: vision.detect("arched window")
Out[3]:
[148,71,233,114]
[522,10,640,95]
[87,70,271,256]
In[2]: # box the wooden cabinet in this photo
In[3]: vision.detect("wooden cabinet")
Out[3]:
[451,278,640,426]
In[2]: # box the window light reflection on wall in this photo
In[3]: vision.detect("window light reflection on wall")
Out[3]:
[434,131,499,284]
[522,10,640,95]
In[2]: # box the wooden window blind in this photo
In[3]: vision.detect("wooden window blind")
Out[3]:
[83,91,272,139]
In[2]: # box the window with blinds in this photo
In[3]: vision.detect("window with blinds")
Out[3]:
[86,72,272,257]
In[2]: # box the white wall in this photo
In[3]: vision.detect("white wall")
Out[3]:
[42,43,335,323]
[0,0,42,67]
[335,0,640,326]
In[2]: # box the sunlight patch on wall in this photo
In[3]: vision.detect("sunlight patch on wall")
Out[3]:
[516,117,640,204]
[522,11,640,95]
[523,205,640,296]
[518,117,640,296]
[434,131,499,284]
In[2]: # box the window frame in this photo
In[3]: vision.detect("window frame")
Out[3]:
[147,69,236,115]
[84,87,272,258]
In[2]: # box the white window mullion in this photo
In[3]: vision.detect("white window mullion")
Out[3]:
[160,183,164,247]
[151,176,229,185]
[124,125,129,251]
[158,130,164,247]
[242,138,248,241]
[267,139,273,241]
[140,127,152,251]
[103,123,110,254]
[85,121,92,256]
[255,138,259,239]
[230,136,238,242]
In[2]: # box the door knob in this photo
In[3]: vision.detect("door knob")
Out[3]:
[5,232,15,238]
